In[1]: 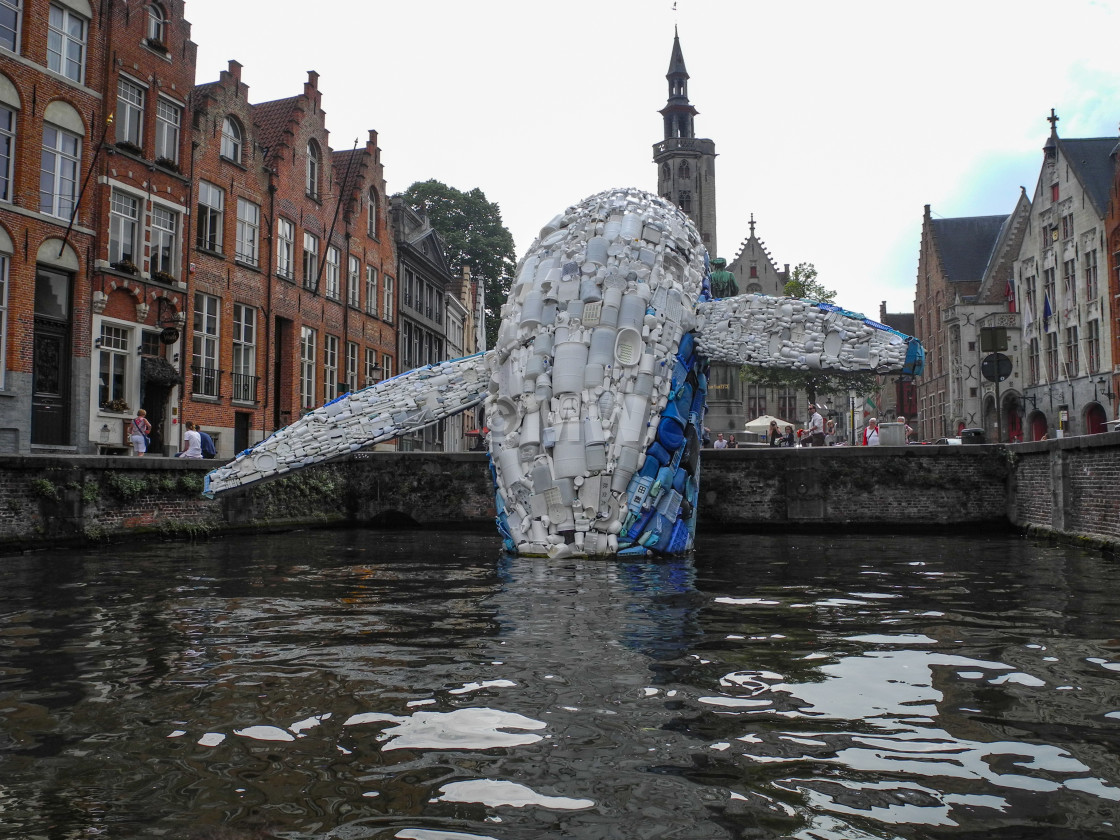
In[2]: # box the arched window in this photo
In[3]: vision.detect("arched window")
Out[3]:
[678,160,690,179]
[220,116,241,162]
[367,187,378,237]
[661,163,670,181]
[306,140,320,199]
[146,3,166,47]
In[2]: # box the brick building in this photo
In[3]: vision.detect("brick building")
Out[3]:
[188,64,396,456]
[0,0,112,453]
[1012,115,1115,440]
[0,1,401,457]
[1105,137,1120,422]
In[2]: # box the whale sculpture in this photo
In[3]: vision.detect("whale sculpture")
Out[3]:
[204,188,924,558]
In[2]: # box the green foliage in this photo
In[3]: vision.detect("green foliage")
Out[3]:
[29,478,60,501]
[79,482,100,504]
[177,473,204,495]
[783,262,836,304]
[106,472,147,501]
[741,366,880,406]
[398,180,517,349]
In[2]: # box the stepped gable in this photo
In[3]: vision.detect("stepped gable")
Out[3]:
[1057,137,1117,217]
[252,95,302,158]
[929,214,1008,289]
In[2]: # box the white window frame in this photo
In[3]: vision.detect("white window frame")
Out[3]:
[40,123,80,219]
[220,116,242,163]
[302,231,318,290]
[0,0,20,53]
[108,189,139,267]
[0,104,12,203]
[276,217,294,279]
[97,321,131,409]
[0,254,8,388]
[196,180,224,252]
[192,292,220,397]
[299,325,316,410]
[366,266,378,316]
[235,197,259,266]
[382,274,394,322]
[306,140,320,199]
[146,2,165,44]
[323,333,339,401]
[232,303,256,403]
[154,98,180,164]
[381,355,392,380]
[346,341,358,393]
[347,255,360,307]
[150,204,178,278]
[324,245,340,300]
[116,77,144,148]
[47,4,86,83]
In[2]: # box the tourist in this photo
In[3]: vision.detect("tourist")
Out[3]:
[130,408,151,457]
[864,417,880,446]
[768,419,781,446]
[898,415,914,443]
[179,422,203,459]
[713,432,728,449]
[198,426,217,459]
[825,418,836,446]
[782,425,796,447]
[807,403,825,447]
[727,434,738,449]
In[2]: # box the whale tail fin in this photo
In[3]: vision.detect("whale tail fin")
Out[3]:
[203,351,493,498]
[694,295,924,376]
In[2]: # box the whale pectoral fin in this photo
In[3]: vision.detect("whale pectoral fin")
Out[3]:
[693,295,924,376]
[204,351,494,497]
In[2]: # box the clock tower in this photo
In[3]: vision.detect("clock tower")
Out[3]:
[653,29,718,257]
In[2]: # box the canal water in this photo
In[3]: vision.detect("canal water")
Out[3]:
[2,530,1119,840]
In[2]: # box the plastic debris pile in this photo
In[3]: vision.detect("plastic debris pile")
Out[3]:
[486,188,710,559]
[696,296,924,375]
[203,357,489,496]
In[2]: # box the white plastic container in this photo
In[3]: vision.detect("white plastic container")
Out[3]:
[553,341,589,394]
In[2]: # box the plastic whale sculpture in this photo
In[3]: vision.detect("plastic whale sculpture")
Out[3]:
[205,188,924,558]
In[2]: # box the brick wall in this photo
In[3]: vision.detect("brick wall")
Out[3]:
[0,437,1116,554]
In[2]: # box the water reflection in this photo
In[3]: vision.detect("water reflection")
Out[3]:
[0,531,1118,838]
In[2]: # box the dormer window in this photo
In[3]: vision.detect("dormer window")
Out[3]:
[220,116,241,162]
[146,4,166,50]
[306,140,320,199]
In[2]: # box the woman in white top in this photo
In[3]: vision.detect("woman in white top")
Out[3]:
[864,418,880,446]
[180,422,203,459]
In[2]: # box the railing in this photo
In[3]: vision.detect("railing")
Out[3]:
[231,373,259,403]
[191,366,221,398]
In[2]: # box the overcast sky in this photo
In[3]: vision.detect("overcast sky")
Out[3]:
[187,0,1120,322]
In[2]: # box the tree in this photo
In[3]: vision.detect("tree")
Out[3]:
[742,261,877,404]
[399,180,517,350]
[783,261,835,303]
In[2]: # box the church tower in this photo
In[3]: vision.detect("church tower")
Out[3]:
[653,29,718,256]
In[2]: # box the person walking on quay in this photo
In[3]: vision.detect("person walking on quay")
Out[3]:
[898,415,914,443]
[130,409,152,456]
[713,432,728,449]
[768,419,781,446]
[807,403,825,447]
[178,422,203,459]
[863,417,880,446]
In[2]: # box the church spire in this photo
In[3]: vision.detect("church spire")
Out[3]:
[661,27,697,140]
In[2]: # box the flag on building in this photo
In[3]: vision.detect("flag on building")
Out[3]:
[1043,293,1052,329]
[1022,298,1034,334]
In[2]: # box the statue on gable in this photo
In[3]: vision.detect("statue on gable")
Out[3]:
[708,257,738,299]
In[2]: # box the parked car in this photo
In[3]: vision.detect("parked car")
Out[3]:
[934,437,962,445]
